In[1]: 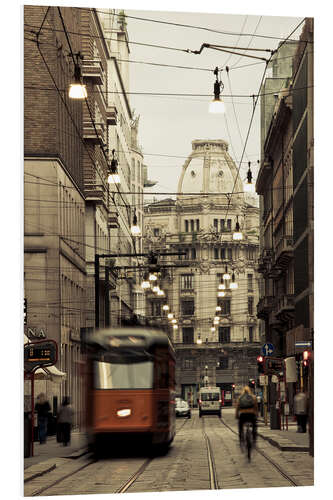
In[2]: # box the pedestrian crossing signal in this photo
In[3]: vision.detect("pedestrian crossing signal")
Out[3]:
[257,355,264,373]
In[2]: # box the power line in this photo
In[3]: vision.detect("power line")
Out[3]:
[78,7,312,44]
[23,83,313,99]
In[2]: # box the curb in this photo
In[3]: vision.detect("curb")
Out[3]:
[258,432,309,452]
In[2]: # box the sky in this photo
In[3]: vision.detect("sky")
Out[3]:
[124,8,303,198]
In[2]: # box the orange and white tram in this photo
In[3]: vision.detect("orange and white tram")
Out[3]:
[84,327,176,455]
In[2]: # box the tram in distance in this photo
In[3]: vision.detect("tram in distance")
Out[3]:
[84,327,176,455]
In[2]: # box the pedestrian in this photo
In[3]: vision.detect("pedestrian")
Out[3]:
[57,396,74,446]
[235,385,258,447]
[35,393,51,444]
[294,391,308,433]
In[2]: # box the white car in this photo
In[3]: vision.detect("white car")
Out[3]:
[175,398,191,418]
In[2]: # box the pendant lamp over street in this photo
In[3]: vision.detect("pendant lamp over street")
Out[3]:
[209,67,225,114]
[223,266,231,280]
[230,272,238,289]
[244,161,255,193]
[131,209,141,236]
[68,54,87,99]
[141,273,150,289]
[162,304,169,311]
[233,215,243,241]
[107,149,121,184]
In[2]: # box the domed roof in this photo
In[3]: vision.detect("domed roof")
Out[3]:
[177,139,244,204]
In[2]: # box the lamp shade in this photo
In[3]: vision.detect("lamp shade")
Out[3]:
[209,98,225,114]
[68,83,87,99]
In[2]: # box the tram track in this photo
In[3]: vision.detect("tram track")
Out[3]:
[31,417,191,496]
[219,417,299,487]
[201,417,220,489]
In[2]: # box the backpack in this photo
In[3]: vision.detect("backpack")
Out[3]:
[239,392,254,409]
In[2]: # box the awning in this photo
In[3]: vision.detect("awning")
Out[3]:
[34,365,67,383]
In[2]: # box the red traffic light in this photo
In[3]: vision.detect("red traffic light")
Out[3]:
[257,355,264,363]
[303,350,311,361]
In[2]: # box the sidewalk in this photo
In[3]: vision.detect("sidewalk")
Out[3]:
[222,408,310,453]
[24,431,88,483]
[256,418,309,452]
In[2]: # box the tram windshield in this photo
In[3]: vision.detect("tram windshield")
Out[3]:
[93,360,154,389]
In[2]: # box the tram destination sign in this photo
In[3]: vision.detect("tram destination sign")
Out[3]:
[24,339,58,372]
[265,357,284,375]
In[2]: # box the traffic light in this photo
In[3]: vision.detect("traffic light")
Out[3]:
[257,355,264,373]
[249,379,255,391]
[303,350,311,367]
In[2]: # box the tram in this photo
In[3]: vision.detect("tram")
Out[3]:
[84,327,176,455]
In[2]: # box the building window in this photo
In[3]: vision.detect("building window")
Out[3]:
[185,220,189,232]
[221,247,226,260]
[248,274,253,292]
[191,248,196,259]
[214,248,219,260]
[182,327,194,344]
[220,219,225,232]
[218,298,231,315]
[218,327,230,343]
[153,228,160,237]
[249,326,254,342]
[190,219,194,232]
[150,301,161,317]
[181,299,195,316]
[248,296,254,315]
[227,219,232,231]
[183,358,194,370]
[181,274,193,290]
[196,219,200,231]
[248,247,255,260]
[228,248,233,260]
[213,218,218,230]
[217,356,229,369]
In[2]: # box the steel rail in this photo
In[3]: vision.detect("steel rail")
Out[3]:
[219,418,299,487]
[201,418,219,489]
[31,455,97,496]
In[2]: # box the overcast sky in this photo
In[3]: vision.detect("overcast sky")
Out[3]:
[124,8,303,197]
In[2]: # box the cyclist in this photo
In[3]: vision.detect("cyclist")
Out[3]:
[235,385,258,447]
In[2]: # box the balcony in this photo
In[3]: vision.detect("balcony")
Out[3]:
[275,235,293,269]
[108,210,119,229]
[275,294,294,322]
[106,105,118,126]
[83,122,106,145]
[257,296,274,319]
[84,183,107,204]
[81,59,104,86]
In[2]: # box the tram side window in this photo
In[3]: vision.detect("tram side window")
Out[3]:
[155,357,169,388]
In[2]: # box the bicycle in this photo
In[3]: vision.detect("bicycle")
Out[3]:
[244,422,253,461]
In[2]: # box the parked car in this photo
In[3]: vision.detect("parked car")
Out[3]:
[175,398,191,418]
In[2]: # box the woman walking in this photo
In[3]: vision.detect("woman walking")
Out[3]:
[57,397,74,446]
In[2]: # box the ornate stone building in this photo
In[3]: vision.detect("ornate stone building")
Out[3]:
[144,139,262,403]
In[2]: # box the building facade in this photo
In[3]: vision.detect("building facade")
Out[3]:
[256,19,314,451]
[144,139,262,403]
[24,7,144,426]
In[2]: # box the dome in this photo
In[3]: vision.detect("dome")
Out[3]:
[177,139,244,204]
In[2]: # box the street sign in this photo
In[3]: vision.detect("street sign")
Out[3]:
[259,375,268,386]
[24,339,58,372]
[265,357,283,375]
[261,343,274,356]
[295,341,312,348]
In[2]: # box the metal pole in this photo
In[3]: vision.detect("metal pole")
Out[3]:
[31,371,34,457]
[95,254,100,329]
[264,384,268,426]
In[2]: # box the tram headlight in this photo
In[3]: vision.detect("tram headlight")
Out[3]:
[117,409,131,418]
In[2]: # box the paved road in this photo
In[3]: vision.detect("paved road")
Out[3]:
[24,408,313,496]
